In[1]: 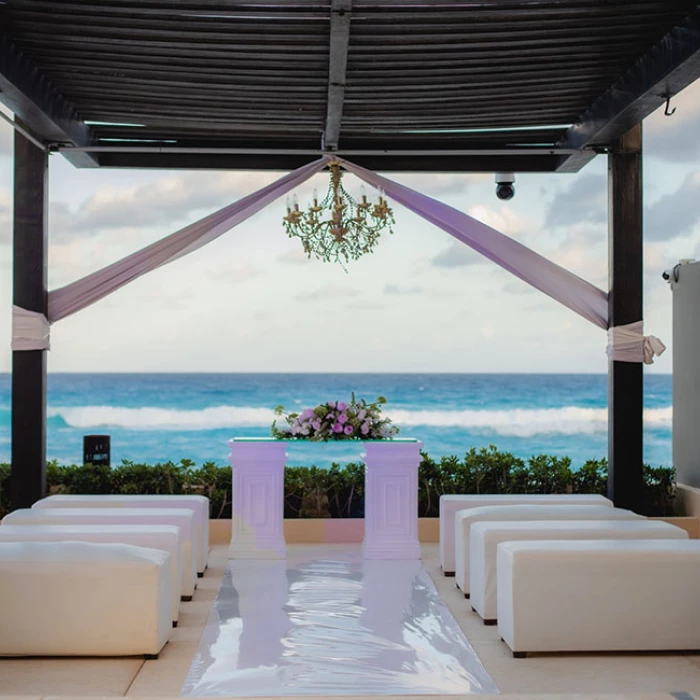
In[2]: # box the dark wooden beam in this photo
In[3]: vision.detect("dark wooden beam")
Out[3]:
[0,34,97,167]
[96,151,563,172]
[11,120,48,509]
[607,123,644,512]
[323,0,352,151]
[558,9,700,160]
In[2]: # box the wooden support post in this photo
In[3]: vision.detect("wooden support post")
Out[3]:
[607,123,643,512]
[11,122,48,508]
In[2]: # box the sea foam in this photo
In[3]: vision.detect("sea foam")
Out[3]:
[47,404,673,437]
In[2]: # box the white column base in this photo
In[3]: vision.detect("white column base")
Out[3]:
[363,440,422,561]
[228,439,287,560]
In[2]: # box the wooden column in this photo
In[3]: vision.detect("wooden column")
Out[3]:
[11,122,48,508]
[607,123,643,511]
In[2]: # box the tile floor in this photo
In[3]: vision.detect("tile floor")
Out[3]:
[0,544,699,699]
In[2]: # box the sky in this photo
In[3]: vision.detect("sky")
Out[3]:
[0,80,699,374]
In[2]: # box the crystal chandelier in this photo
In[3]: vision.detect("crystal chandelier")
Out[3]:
[283,160,395,264]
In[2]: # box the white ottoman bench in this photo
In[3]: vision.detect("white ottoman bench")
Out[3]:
[0,541,172,658]
[2,507,197,599]
[455,504,641,595]
[32,494,209,575]
[497,539,700,657]
[470,519,688,624]
[0,524,183,626]
[440,494,612,574]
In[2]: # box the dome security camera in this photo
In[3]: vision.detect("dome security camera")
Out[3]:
[495,172,515,200]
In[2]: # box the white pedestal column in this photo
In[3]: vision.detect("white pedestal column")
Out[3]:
[228,439,287,559]
[363,440,422,560]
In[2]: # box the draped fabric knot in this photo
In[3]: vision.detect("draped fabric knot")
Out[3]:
[12,305,51,351]
[606,321,666,365]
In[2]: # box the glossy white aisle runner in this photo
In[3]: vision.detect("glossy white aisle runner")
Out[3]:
[180,546,498,697]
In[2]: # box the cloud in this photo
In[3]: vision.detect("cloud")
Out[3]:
[428,205,527,269]
[645,171,700,241]
[205,258,261,284]
[544,175,606,229]
[48,170,278,243]
[644,79,700,164]
[391,172,488,198]
[466,204,525,238]
[278,247,311,265]
[430,241,484,268]
[502,280,537,296]
[384,283,422,295]
[294,283,361,301]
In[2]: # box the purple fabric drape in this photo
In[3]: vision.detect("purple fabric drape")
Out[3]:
[338,158,609,330]
[48,157,329,322]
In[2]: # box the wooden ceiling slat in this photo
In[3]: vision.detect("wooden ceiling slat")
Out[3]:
[8,0,678,20]
[12,25,328,44]
[40,62,328,86]
[82,108,325,122]
[59,76,603,100]
[8,9,679,40]
[347,35,666,52]
[10,7,329,29]
[12,31,330,53]
[58,75,328,94]
[22,45,634,73]
[30,52,623,83]
[346,43,654,63]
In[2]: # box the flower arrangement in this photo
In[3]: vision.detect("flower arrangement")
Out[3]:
[271,394,399,441]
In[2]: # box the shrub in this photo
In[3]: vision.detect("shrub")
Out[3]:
[0,449,679,519]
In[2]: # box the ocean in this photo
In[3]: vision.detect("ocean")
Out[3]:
[0,373,673,469]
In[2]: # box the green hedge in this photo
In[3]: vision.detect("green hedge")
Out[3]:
[0,445,678,520]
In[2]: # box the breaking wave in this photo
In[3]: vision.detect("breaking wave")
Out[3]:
[47,404,673,438]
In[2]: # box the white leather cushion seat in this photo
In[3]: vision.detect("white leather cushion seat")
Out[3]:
[0,541,172,657]
[32,495,209,574]
[470,519,688,622]
[2,507,197,598]
[455,504,641,594]
[439,494,612,574]
[0,524,182,624]
[497,539,700,656]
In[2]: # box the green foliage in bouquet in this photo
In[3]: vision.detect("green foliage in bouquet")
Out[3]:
[271,394,399,441]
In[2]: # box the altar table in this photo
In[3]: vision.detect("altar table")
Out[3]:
[227,438,423,560]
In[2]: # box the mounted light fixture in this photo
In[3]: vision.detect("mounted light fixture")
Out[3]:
[283,160,395,265]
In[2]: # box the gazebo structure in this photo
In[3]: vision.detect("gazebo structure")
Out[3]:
[2,1,700,511]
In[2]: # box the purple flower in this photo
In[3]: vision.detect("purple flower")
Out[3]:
[338,413,348,424]
[361,422,370,435]
[327,401,337,409]
[358,409,367,420]
[312,420,321,430]
[332,423,344,433]
[337,402,348,411]
[300,408,315,420]
[344,424,354,435]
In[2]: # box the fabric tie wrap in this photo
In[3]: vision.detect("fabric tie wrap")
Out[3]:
[606,321,666,364]
[12,305,51,351]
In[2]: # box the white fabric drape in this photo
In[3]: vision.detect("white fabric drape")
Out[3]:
[337,157,609,330]
[47,157,328,322]
[12,305,50,351]
[606,321,667,364]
